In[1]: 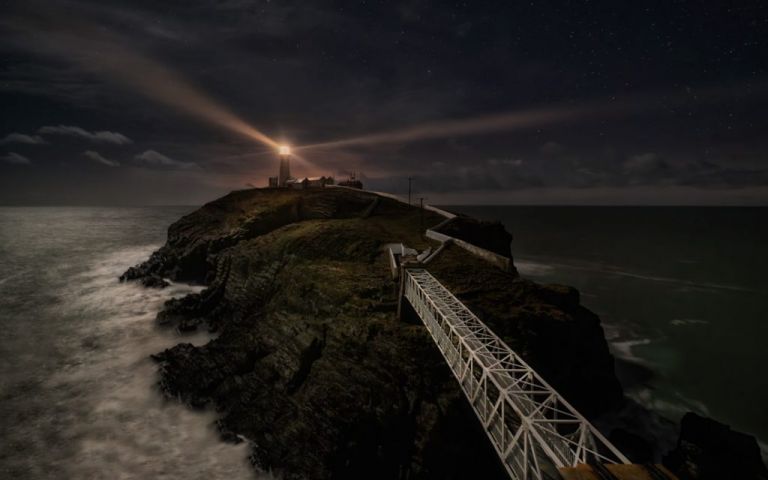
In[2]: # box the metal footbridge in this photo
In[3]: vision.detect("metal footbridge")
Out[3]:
[402,267,666,480]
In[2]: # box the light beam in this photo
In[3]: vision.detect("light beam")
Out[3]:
[296,82,768,154]
[297,106,586,151]
[3,8,279,150]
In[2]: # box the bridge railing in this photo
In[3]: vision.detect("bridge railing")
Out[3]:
[403,268,629,480]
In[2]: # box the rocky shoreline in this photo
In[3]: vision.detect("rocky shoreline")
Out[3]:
[122,187,767,480]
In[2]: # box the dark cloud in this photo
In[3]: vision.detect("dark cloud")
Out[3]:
[84,150,119,167]
[366,148,768,196]
[365,157,545,194]
[623,153,664,174]
[647,159,768,189]
[38,125,133,145]
[0,133,46,145]
[0,62,107,107]
[540,141,565,156]
[621,153,672,185]
[1,152,31,165]
[134,150,197,170]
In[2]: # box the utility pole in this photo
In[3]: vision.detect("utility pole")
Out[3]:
[408,177,412,205]
[419,197,426,230]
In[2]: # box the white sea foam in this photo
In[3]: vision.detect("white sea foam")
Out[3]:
[514,259,556,276]
[628,388,711,420]
[0,270,26,288]
[760,440,768,467]
[611,338,654,365]
[41,245,266,480]
[670,318,709,327]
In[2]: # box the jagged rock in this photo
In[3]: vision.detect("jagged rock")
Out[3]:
[139,274,169,288]
[124,188,625,479]
[432,215,514,258]
[663,412,768,480]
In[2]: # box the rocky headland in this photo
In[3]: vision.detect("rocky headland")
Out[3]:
[122,187,767,480]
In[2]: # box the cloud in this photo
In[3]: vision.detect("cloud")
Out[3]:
[487,158,523,167]
[38,125,133,145]
[365,157,545,193]
[619,153,768,188]
[540,141,565,155]
[623,153,666,174]
[0,133,47,145]
[84,150,120,167]
[1,152,32,165]
[677,160,768,188]
[134,150,198,169]
[363,147,768,195]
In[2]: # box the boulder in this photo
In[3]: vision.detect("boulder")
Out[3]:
[664,412,768,480]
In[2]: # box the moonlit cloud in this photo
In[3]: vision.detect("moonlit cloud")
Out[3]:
[84,150,120,167]
[38,125,133,145]
[1,152,32,165]
[134,150,198,170]
[623,153,663,174]
[0,133,47,145]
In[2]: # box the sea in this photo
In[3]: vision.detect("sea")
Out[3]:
[0,205,766,477]
[0,207,261,479]
[447,205,768,456]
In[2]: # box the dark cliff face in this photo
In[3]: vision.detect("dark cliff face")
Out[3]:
[123,187,624,479]
[664,413,768,480]
[432,215,514,258]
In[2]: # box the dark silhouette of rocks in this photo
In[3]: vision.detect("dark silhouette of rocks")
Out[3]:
[664,412,768,480]
[432,215,513,258]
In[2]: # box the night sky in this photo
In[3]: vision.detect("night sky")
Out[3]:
[1,0,767,205]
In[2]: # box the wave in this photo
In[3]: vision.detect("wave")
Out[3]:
[0,270,26,288]
[670,318,709,327]
[611,338,654,365]
[27,245,264,479]
[514,259,556,276]
[629,387,712,420]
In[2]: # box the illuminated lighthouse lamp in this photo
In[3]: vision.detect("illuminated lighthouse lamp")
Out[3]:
[278,145,291,155]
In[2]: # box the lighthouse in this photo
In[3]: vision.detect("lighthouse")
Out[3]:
[267,145,335,189]
[269,145,292,187]
[278,145,291,187]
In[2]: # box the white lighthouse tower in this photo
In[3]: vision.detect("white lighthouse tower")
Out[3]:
[278,145,291,187]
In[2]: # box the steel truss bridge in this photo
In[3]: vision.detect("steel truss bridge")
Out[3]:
[402,268,632,480]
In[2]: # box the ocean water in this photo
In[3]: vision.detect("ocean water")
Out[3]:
[446,206,768,452]
[0,207,261,479]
